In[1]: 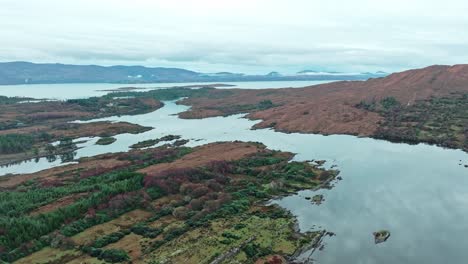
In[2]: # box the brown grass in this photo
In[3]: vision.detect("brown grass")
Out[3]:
[14,248,82,264]
[71,209,153,246]
[139,142,260,175]
[104,233,145,261]
[30,192,89,216]
[0,157,129,189]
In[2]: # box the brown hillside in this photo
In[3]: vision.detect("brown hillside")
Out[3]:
[179,64,468,138]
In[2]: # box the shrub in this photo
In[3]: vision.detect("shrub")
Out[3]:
[222,232,240,240]
[130,224,162,238]
[380,97,401,110]
[192,186,210,198]
[98,249,129,263]
[93,231,128,248]
[172,206,190,220]
[242,243,273,258]
[258,100,274,110]
[0,134,34,154]
[188,198,204,211]
[145,187,164,199]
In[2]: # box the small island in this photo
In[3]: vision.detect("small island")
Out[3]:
[373,230,391,244]
[95,136,116,145]
[311,194,324,205]
[129,135,181,149]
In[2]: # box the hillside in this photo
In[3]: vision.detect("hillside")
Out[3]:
[176,64,468,151]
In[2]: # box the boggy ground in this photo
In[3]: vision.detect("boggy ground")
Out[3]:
[2,141,338,264]
[364,94,468,151]
[0,121,151,138]
[0,96,161,130]
[0,121,152,166]
[0,96,159,165]
[176,65,468,151]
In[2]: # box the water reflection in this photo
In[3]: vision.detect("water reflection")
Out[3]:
[0,137,80,173]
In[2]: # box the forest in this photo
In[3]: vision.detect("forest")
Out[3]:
[0,134,35,154]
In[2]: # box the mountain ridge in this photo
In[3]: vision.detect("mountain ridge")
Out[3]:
[0,61,386,85]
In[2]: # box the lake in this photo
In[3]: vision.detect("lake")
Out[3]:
[0,84,467,263]
[0,80,337,100]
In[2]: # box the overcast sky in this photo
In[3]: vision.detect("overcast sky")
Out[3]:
[1,0,468,74]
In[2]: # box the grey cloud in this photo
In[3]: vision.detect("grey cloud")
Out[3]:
[1,0,468,74]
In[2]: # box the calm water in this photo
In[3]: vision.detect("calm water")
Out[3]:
[0,91,467,263]
[0,80,336,100]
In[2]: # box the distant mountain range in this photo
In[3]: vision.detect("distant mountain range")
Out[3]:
[295,70,386,76]
[0,61,387,85]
